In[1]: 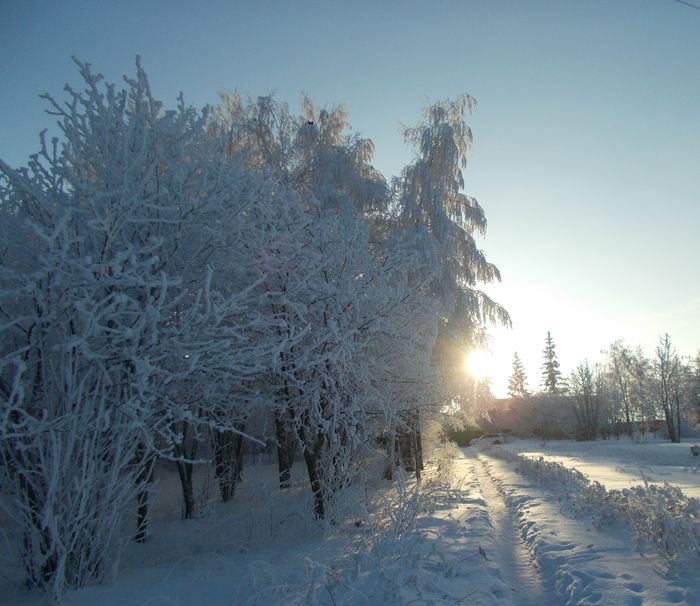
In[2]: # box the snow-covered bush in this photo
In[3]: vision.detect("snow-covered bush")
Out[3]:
[0,356,146,595]
[608,482,700,561]
[491,447,700,565]
[0,165,165,593]
[0,58,285,593]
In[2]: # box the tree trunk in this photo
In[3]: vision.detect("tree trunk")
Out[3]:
[176,460,195,519]
[275,413,296,489]
[414,414,424,471]
[625,408,633,438]
[412,428,421,481]
[303,447,325,519]
[135,451,155,543]
[663,404,678,443]
[173,419,199,518]
[397,425,414,471]
[214,429,244,502]
[383,430,396,480]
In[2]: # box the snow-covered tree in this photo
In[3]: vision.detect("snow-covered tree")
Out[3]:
[212,92,510,515]
[541,330,562,394]
[215,93,421,516]
[2,60,511,591]
[389,96,509,461]
[0,140,163,593]
[396,96,508,326]
[603,340,646,436]
[508,353,529,398]
[654,334,681,442]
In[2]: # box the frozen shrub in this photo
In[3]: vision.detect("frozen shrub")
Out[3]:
[490,446,700,565]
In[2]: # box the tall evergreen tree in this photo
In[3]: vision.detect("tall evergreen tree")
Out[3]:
[541,330,562,394]
[508,352,529,398]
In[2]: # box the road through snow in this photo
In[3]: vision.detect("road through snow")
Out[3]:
[472,453,549,605]
[473,446,698,605]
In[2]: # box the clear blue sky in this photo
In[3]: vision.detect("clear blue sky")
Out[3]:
[2,0,698,395]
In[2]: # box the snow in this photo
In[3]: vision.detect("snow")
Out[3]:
[5,439,700,604]
[472,454,549,605]
[1,448,512,605]
[503,437,700,497]
[477,450,699,605]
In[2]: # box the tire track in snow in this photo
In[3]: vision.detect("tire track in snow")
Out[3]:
[478,448,697,605]
[472,453,551,605]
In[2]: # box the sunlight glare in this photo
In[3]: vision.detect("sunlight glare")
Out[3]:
[464,350,491,380]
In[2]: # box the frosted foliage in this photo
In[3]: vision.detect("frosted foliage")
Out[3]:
[217,92,387,217]
[393,96,509,423]
[0,59,284,594]
[0,59,507,596]
[0,358,144,595]
[603,341,651,435]
[398,96,508,328]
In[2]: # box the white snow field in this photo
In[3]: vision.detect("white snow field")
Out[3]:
[3,440,700,605]
[503,437,700,498]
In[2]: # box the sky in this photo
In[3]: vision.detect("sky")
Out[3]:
[1,0,698,396]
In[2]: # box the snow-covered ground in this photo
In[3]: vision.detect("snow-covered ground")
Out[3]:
[475,448,700,605]
[1,447,515,605]
[4,439,700,605]
[503,437,700,497]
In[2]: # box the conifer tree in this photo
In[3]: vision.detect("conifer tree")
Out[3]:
[508,352,529,398]
[541,330,562,394]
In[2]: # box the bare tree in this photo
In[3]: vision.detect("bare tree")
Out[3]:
[569,361,605,441]
[653,334,689,443]
[604,341,639,436]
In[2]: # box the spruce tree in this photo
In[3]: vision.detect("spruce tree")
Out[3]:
[508,352,529,398]
[541,330,562,394]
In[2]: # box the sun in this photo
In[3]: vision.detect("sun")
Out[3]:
[464,350,491,380]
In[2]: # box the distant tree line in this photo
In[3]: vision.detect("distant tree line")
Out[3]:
[504,332,699,442]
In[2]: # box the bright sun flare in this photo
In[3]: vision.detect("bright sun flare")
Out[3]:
[464,350,491,380]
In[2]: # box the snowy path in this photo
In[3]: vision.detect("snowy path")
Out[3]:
[471,452,549,605]
[474,447,699,605]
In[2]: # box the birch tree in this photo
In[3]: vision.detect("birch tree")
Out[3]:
[569,361,605,441]
[654,334,683,442]
[391,96,510,460]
